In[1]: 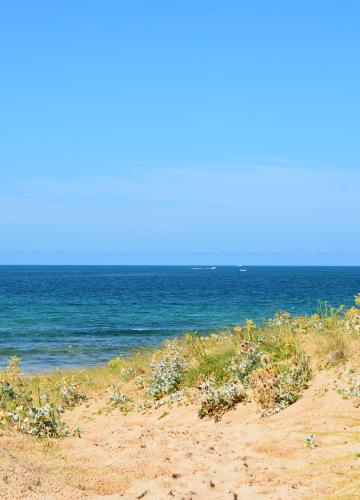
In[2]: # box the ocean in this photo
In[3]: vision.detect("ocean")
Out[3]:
[0,265,359,371]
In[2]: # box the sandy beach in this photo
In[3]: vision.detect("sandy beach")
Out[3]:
[1,364,359,499]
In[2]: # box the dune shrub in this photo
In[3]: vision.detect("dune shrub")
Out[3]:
[198,378,246,420]
[110,388,134,413]
[250,356,311,415]
[146,348,187,400]
[59,382,87,409]
[0,358,68,437]
[227,342,268,387]
[338,376,360,407]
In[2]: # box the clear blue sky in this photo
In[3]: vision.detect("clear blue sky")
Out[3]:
[1,1,359,264]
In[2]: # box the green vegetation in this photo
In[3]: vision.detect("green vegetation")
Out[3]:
[0,294,359,437]
[304,434,316,448]
[198,378,246,419]
[109,387,134,414]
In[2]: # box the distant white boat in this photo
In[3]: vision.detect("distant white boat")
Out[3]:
[189,267,216,270]
[240,269,247,272]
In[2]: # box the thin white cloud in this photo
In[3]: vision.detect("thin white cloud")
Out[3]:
[1,163,359,259]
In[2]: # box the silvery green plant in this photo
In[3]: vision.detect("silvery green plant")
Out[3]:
[110,389,132,405]
[273,358,311,413]
[137,400,153,411]
[109,387,134,414]
[146,349,187,400]
[346,378,360,398]
[39,391,49,405]
[337,377,360,405]
[0,381,31,417]
[267,311,292,328]
[304,434,316,448]
[59,382,87,408]
[168,389,185,403]
[15,403,68,438]
[0,380,68,438]
[227,345,267,387]
[198,378,246,419]
[134,376,146,389]
[0,381,18,399]
[151,389,187,410]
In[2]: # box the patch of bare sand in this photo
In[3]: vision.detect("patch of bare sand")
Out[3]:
[1,369,359,499]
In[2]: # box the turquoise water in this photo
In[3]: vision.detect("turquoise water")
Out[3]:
[0,266,359,371]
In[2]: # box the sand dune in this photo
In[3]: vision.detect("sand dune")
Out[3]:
[0,367,358,499]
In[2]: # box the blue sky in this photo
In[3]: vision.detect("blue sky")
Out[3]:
[1,1,359,264]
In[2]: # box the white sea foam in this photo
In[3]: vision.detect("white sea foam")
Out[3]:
[131,327,163,331]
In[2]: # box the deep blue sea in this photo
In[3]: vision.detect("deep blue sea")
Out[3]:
[0,266,359,372]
